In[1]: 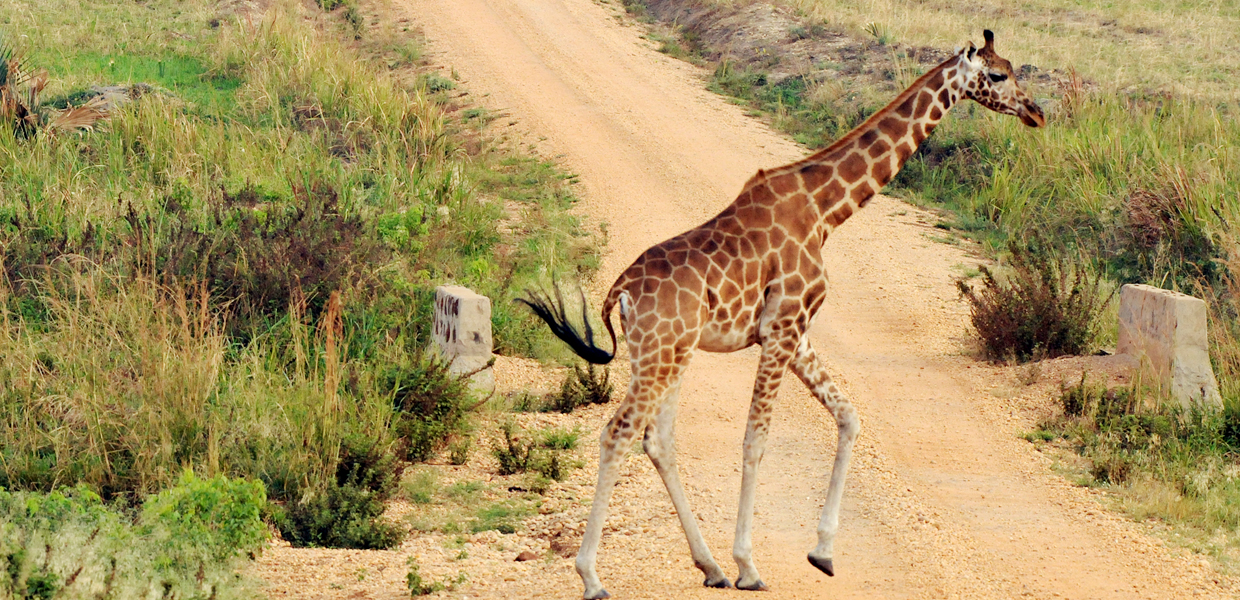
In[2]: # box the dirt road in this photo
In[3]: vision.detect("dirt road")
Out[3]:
[388,0,1231,598]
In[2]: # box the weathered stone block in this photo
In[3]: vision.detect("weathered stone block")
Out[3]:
[432,285,494,395]
[1116,284,1221,410]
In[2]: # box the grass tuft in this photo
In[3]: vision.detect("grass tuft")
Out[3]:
[547,363,615,413]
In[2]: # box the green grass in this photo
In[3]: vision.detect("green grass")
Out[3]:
[402,469,439,504]
[896,93,1238,288]
[782,0,1240,102]
[405,478,539,535]
[709,60,878,150]
[41,53,243,117]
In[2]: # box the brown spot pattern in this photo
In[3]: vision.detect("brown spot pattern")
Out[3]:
[878,117,906,140]
[838,153,867,183]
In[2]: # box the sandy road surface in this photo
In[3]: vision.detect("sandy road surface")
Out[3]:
[343,0,1230,597]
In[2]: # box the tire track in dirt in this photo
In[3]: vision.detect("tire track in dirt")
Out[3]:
[398,0,1232,598]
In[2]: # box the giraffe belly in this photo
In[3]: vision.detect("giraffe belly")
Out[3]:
[698,314,759,352]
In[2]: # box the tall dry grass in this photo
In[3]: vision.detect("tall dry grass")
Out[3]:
[0,263,383,500]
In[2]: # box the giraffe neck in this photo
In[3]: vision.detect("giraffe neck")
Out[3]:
[767,52,972,236]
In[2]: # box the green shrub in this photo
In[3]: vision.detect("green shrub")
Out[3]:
[539,426,581,451]
[538,451,567,482]
[140,471,268,564]
[492,422,576,483]
[1060,373,1104,418]
[1221,402,1240,449]
[387,356,474,462]
[448,437,472,466]
[275,483,404,550]
[1089,453,1133,484]
[0,486,255,599]
[957,240,1111,362]
[335,434,403,500]
[343,4,364,39]
[155,182,388,335]
[419,73,456,94]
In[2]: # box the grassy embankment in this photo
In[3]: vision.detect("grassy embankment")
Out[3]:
[0,0,597,594]
[627,0,1240,573]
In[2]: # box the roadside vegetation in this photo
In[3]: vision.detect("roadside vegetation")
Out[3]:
[0,474,266,599]
[1028,376,1240,568]
[0,0,599,593]
[620,0,1240,574]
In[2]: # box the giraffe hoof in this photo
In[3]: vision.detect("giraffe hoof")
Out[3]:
[703,575,733,589]
[807,554,834,577]
[583,589,611,600]
[736,579,769,591]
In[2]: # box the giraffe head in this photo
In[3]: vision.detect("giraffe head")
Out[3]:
[961,30,1045,127]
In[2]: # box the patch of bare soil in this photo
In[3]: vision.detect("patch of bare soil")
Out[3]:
[251,0,1234,598]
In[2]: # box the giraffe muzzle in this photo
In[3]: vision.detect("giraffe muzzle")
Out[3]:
[1019,100,1046,128]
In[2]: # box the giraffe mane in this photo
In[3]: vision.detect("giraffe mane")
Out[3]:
[743,48,970,184]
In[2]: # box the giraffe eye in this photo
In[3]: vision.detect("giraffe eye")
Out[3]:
[988,72,1008,83]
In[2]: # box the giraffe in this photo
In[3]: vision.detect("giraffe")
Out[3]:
[520,30,1044,599]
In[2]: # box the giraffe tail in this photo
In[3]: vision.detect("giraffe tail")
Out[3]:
[516,284,617,365]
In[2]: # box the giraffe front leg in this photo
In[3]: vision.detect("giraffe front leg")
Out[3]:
[790,336,861,577]
[733,346,790,591]
[643,381,731,589]
[577,404,646,599]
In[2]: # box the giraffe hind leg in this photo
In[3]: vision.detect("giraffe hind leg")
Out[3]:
[789,335,860,576]
[642,377,731,589]
[576,394,647,599]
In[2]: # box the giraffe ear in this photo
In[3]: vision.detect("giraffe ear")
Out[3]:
[966,43,977,61]
[982,29,995,50]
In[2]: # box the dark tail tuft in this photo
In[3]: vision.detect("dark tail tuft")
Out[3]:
[516,285,615,365]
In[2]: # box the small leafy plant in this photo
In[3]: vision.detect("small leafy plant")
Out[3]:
[493,421,536,476]
[493,422,578,485]
[548,362,614,413]
[406,558,466,597]
[406,558,443,596]
[540,426,581,451]
[275,435,406,549]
